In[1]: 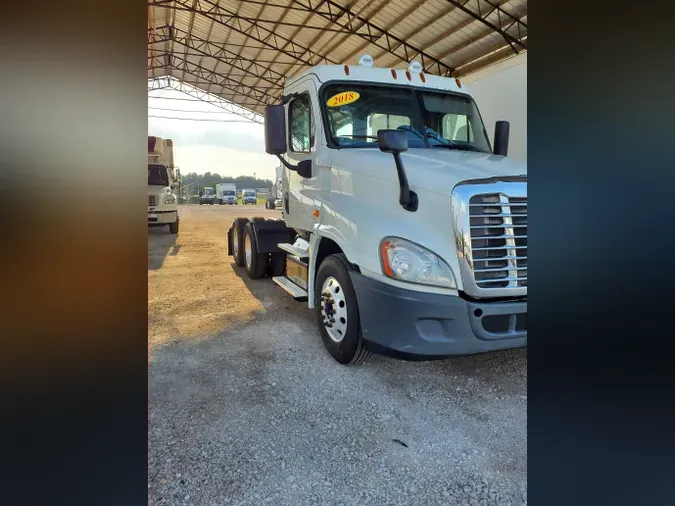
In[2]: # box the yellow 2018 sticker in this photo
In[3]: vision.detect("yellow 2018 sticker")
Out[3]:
[326,91,360,107]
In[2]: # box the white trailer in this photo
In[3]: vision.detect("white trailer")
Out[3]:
[461,53,527,162]
[216,182,237,205]
[228,55,527,365]
[148,136,179,234]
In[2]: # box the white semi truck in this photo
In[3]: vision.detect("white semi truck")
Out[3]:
[148,136,179,234]
[216,182,237,205]
[199,186,216,205]
[265,166,284,209]
[228,56,527,365]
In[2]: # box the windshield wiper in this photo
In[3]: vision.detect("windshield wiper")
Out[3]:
[431,144,482,152]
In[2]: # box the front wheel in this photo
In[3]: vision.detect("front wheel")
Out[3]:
[168,219,179,235]
[315,254,371,365]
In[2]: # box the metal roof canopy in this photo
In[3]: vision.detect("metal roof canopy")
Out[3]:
[148,0,527,123]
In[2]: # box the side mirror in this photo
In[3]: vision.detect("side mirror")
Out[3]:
[493,121,510,156]
[376,129,417,212]
[264,104,287,155]
[297,159,311,178]
[377,129,408,154]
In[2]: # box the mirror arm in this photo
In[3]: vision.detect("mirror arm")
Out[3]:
[392,153,418,212]
[276,154,300,171]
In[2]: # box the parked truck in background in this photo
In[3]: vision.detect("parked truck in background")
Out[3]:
[200,186,216,205]
[216,182,238,205]
[265,166,284,209]
[148,135,179,234]
[242,189,257,205]
[228,55,527,365]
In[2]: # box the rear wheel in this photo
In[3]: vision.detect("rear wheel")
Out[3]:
[243,223,268,279]
[315,254,371,365]
[231,217,249,267]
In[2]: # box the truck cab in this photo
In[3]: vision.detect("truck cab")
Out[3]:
[148,136,179,234]
[216,183,237,205]
[242,189,257,205]
[200,187,216,205]
[228,56,526,365]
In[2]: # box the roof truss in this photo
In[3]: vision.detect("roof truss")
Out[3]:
[149,0,527,118]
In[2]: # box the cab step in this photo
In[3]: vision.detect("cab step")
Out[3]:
[277,242,309,259]
[272,276,308,301]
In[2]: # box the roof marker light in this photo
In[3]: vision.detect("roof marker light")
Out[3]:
[408,61,422,73]
[359,54,373,67]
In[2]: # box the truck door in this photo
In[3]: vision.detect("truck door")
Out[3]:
[284,84,321,231]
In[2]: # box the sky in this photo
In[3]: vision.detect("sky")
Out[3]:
[147,87,279,180]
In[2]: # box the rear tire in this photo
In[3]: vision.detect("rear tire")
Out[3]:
[268,252,286,276]
[243,223,268,279]
[315,254,371,365]
[231,217,249,267]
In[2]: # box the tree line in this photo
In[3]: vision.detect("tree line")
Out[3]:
[180,172,273,194]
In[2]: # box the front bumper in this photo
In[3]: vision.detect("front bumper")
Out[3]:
[148,210,177,225]
[199,198,215,204]
[350,272,526,358]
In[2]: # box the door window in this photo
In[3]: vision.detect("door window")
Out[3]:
[289,94,314,153]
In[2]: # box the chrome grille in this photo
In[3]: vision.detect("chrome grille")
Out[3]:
[148,195,157,207]
[469,194,527,289]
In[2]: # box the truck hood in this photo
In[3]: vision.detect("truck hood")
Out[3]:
[331,148,526,195]
[148,185,171,196]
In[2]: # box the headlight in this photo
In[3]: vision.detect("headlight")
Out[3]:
[380,237,456,289]
[164,195,176,205]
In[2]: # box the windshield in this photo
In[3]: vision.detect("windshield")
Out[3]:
[223,191,235,196]
[322,83,491,153]
[244,192,255,197]
[148,164,170,186]
[205,188,215,195]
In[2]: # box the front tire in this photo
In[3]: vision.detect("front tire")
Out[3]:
[168,219,179,235]
[315,254,371,365]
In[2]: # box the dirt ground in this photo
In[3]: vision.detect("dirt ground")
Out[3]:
[148,204,282,348]
[148,204,527,506]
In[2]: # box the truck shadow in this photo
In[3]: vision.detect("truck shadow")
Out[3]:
[229,261,308,315]
[148,227,178,270]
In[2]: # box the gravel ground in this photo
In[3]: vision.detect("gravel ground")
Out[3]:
[149,204,527,506]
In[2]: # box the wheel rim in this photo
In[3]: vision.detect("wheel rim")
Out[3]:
[320,276,348,342]
[244,233,252,268]
[233,228,239,258]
